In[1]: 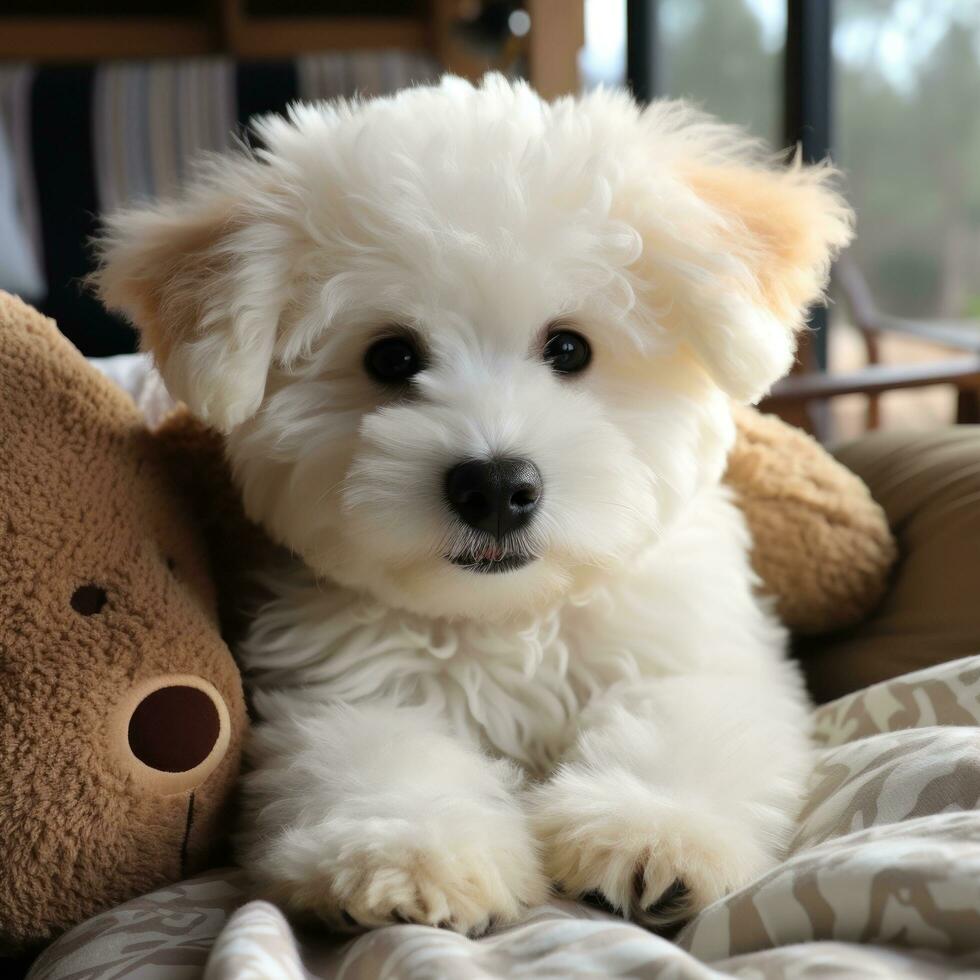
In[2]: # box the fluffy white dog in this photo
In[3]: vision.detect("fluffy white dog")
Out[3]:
[95,75,853,934]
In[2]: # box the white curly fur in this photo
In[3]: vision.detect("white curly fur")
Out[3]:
[94,74,852,933]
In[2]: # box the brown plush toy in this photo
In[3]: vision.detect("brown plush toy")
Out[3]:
[727,404,897,635]
[0,292,247,953]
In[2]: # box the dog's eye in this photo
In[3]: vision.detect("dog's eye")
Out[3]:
[365,336,423,384]
[543,330,591,375]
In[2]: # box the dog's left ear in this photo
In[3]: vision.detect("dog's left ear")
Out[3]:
[93,172,292,434]
[673,157,854,403]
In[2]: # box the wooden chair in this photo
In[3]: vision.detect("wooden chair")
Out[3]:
[760,259,980,437]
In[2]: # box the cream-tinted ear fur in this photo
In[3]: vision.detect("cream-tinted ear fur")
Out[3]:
[588,94,855,404]
[678,152,853,402]
[678,156,854,401]
[93,167,292,433]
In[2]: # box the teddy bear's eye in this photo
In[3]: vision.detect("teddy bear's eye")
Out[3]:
[543,330,592,375]
[165,556,177,574]
[364,335,424,385]
[71,584,107,616]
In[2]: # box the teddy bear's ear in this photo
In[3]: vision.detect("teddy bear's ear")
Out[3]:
[93,171,292,433]
[153,405,282,646]
[675,155,854,403]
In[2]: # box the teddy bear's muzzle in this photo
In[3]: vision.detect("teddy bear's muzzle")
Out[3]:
[110,674,232,795]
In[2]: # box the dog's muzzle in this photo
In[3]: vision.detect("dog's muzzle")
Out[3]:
[444,457,541,573]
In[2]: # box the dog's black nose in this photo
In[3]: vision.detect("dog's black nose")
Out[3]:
[445,458,543,539]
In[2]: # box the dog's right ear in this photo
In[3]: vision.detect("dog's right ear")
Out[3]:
[93,182,290,433]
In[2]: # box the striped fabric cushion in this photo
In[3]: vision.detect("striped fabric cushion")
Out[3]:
[0,53,436,357]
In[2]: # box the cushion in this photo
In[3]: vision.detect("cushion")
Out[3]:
[28,655,980,979]
[799,426,980,703]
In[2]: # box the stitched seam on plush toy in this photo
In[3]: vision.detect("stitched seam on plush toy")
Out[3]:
[180,792,196,878]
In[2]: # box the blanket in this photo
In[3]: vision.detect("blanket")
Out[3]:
[28,654,980,979]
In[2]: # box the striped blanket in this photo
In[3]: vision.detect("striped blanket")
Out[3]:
[28,655,980,979]
[0,53,436,357]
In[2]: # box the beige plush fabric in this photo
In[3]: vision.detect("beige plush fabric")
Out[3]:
[0,291,247,951]
[153,407,285,650]
[727,404,897,635]
[29,655,980,979]
[801,426,980,703]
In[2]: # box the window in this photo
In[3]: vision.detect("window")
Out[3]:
[835,1,980,321]
[657,0,785,146]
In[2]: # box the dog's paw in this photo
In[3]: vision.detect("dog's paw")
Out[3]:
[530,769,777,927]
[249,811,548,935]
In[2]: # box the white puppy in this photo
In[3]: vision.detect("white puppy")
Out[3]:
[95,75,853,934]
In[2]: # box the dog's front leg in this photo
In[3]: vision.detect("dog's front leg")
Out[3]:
[529,673,812,926]
[238,700,547,933]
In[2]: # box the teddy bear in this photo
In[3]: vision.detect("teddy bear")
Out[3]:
[0,291,248,953]
[0,288,895,953]
[728,403,897,635]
